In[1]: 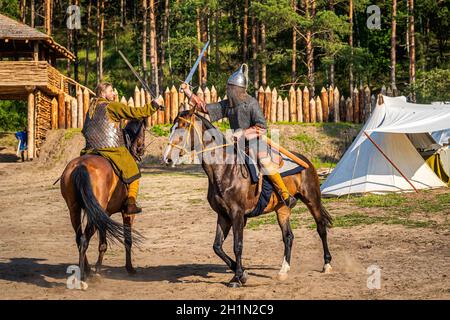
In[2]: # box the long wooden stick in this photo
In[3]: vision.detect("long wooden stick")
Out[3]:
[263,136,310,169]
[364,131,418,193]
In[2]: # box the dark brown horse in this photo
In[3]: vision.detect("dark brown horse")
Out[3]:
[163,109,332,287]
[60,120,146,281]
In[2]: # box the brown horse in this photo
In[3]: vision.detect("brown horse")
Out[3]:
[60,120,146,281]
[163,109,333,287]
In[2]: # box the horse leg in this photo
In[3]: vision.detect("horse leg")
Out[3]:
[275,206,294,281]
[213,214,236,268]
[122,213,136,274]
[95,229,107,274]
[228,213,245,288]
[300,195,333,273]
[78,223,96,280]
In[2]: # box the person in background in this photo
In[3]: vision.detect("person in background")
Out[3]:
[15,127,28,162]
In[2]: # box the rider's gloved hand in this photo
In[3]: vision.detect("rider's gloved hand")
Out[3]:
[151,96,165,111]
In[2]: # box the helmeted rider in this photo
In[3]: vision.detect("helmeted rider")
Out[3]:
[181,64,297,209]
[81,83,164,214]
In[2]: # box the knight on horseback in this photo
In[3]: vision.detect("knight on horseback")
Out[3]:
[181,64,297,209]
[81,82,164,214]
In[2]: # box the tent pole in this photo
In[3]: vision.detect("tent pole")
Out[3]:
[364,131,419,193]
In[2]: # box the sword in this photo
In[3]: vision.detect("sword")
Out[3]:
[184,40,210,86]
[118,50,156,100]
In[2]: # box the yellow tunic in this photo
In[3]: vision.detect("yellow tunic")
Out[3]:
[81,98,158,184]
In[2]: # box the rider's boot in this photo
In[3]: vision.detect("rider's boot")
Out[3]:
[126,179,142,214]
[260,156,297,209]
[266,172,297,209]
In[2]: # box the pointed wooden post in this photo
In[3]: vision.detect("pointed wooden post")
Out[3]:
[204,86,211,104]
[296,87,303,122]
[283,97,289,122]
[339,96,345,122]
[333,87,340,123]
[288,86,296,122]
[320,87,328,122]
[158,94,165,124]
[140,88,146,107]
[121,96,128,105]
[196,87,204,102]
[270,88,278,123]
[211,85,217,103]
[386,86,393,97]
[128,97,135,107]
[365,86,372,121]
[178,87,185,109]
[114,88,119,102]
[303,86,310,123]
[276,96,283,122]
[164,87,171,124]
[83,88,90,121]
[309,98,316,123]
[346,97,353,122]
[134,86,141,107]
[258,86,265,114]
[77,89,83,128]
[170,85,178,122]
[316,96,323,122]
[264,86,272,120]
[352,87,359,123]
[328,86,334,122]
[359,84,365,123]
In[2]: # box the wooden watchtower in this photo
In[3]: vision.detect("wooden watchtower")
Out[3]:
[0,13,94,160]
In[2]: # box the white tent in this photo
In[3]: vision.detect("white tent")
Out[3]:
[321,95,450,197]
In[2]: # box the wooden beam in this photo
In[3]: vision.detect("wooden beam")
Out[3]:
[58,91,65,128]
[27,89,35,160]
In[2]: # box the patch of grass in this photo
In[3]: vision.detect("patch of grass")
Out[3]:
[355,194,406,208]
[64,128,82,140]
[307,212,435,229]
[0,132,17,147]
[150,125,171,137]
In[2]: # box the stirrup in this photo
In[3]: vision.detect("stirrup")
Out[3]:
[282,195,297,209]
[125,203,143,214]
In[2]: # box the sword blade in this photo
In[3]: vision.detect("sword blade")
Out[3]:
[184,40,210,85]
[118,50,155,98]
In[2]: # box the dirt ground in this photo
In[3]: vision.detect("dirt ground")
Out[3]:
[0,130,449,300]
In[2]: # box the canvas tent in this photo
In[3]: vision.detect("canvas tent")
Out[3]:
[321,95,450,197]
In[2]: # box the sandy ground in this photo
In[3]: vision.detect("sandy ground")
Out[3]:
[0,130,449,300]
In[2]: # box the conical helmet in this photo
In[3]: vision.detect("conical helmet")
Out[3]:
[227,64,249,89]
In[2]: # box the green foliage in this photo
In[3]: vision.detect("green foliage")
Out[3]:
[150,124,171,137]
[0,100,27,132]
[413,69,450,103]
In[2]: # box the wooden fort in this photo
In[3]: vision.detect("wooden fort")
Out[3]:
[0,13,94,159]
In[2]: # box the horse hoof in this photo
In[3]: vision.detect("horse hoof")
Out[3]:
[227,276,242,288]
[239,270,249,284]
[277,272,289,281]
[80,281,89,291]
[322,263,332,274]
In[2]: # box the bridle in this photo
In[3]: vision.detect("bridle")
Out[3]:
[167,113,233,161]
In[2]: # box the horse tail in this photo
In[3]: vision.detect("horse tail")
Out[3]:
[71,165,126,246]
[319,202,333,228]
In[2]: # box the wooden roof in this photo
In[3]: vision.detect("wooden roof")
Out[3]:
[0,13,75,61]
